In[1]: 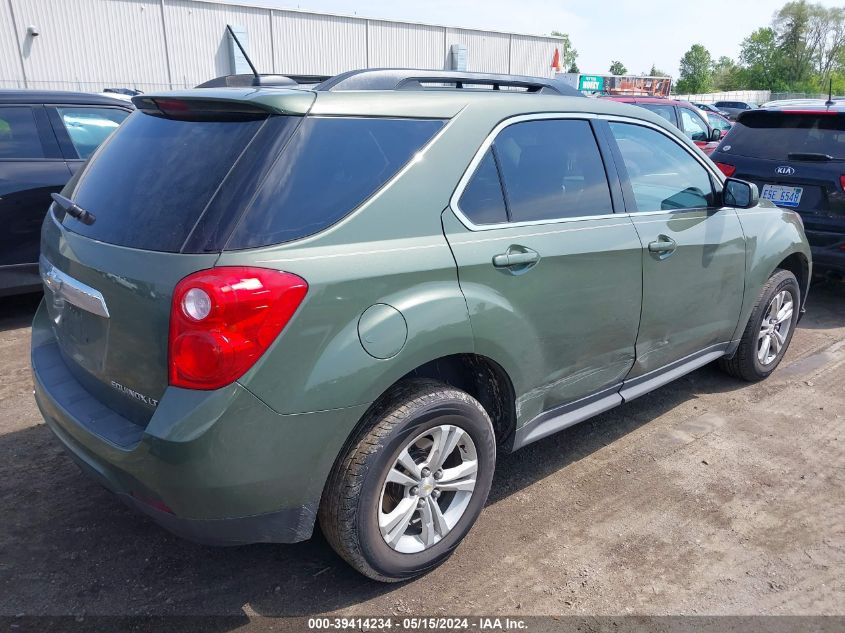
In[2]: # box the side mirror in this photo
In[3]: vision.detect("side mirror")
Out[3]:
[723,178,759,209]
[710,128,722,142]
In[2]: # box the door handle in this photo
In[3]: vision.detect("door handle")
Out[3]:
[492,247,540,270]
[648,236,677,254]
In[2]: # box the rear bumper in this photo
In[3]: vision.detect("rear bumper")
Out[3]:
[31,300,368,544]
[808,233,845,275]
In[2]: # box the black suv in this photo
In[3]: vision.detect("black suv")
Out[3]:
[710,104,845,277]
[0,90,132,296]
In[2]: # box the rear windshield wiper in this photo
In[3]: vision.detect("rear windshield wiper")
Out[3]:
[786,152,845,162]
[50,193,96,225]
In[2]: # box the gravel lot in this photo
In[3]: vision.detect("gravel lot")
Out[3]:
[1,281,843,620]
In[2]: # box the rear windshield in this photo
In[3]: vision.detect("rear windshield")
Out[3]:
[63,111,267,252]
[62,112,443,252]
[723,112,845,160]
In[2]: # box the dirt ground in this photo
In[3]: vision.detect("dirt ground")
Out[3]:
[1,281,843,620]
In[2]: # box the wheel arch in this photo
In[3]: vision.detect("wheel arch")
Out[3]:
[730,209,812,346]
[332,353,518,469]
[775,251,810,312]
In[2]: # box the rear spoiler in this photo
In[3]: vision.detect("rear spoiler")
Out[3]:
[132,96,273,120]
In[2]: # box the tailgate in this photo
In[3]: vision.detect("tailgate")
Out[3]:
[40,213,217,425]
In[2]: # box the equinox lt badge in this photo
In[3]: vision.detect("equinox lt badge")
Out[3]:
[110,381,159,408]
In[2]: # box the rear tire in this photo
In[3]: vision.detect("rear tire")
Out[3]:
[319,379,496,582]
[719,269,799,381]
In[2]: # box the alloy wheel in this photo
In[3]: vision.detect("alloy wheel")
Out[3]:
[378,424,478,554]
[758,290,794,365]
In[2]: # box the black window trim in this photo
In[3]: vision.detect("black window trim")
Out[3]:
[451,112,622,230]
[602,115,725,215]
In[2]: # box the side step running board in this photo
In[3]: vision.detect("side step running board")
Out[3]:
[511,343,731,451]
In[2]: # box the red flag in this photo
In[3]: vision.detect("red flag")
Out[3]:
[551,48,562,72]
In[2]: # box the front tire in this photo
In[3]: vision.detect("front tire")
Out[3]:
[719,268,800,381]
[319,380,496,582]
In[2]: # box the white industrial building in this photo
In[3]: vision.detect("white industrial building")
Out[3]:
[0,0,563,92]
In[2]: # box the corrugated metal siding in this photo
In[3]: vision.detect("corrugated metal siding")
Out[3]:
[368,20,444,70]
[509,34,558,77]
[163,0,272,88]
[0,1,24,87]
[444,28,509,74]
[272,10,366,75]
[8,0,169,91]
[0,0,564,91]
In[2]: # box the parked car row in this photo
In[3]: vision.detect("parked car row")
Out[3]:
[601,94,843,277]
[600,95,723,154]
[711,103,845,277]
[0,90,132,296]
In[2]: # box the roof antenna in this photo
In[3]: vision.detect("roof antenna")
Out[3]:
[226,24,260,84]
[826,77,834,107]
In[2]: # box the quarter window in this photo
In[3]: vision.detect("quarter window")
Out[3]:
[228,116,444,249]
[56,107,129,159]
[458,149,508,224]
[492,119,612,222]
[609,122,713,212]
[0,107,44,159]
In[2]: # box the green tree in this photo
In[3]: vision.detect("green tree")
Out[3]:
[739,27,788,90]
[567,62,580,73]
[609,60,627,75]
[804,5,845,85]
[773,1,814,85]
[712,56,742,90]
[649,64,669,77]
[550,31,579,71]
[675,44,712,94]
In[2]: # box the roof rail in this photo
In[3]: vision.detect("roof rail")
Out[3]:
[314,69,583,96]
[195,73,331,89]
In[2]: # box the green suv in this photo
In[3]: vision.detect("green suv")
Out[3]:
[31,70,811,582]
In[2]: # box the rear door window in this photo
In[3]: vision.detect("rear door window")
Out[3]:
[226,117,444,249]
[56,106,130,159]
[609,122,713,211]
[721,111,845,160]
[492,119,613,222]
[0,106,44,159]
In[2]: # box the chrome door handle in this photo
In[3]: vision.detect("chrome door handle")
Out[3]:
[492,247,540,269]
[648,236,677,253]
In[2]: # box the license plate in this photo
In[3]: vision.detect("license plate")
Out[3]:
[760,184,803,208]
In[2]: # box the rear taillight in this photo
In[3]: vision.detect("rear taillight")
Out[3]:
[169,267,308,390]
[715,162,737,177]
[840,175,845,191]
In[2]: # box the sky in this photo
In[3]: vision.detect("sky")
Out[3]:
[248,0,843,77]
